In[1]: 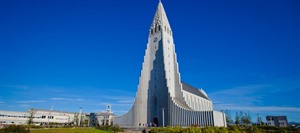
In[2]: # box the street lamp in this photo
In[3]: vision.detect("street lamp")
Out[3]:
[78,107,82,127]
[162,108,165,127]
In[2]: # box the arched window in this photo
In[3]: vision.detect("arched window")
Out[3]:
[158,25,161,31]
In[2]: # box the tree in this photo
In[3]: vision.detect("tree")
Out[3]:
[27,109,36,125]
[235,112,240,125]
[240,111,251,125]
[224,110,233,124]
[74,113,79,126]
[257,114,262,125]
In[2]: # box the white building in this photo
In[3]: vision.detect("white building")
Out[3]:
[0,109,75,125]
[97,105,116,126]
[266,116,288,127]
[114,1,226,128]
[0,110,29,125]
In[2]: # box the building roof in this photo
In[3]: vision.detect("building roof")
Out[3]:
[181,82,210,100]
[31,108,75,114]
[266,116,288,120]
[98,112,116,117]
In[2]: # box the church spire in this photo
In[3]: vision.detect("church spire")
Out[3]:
[150,1,171,33]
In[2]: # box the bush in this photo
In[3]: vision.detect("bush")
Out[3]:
[95,125,124,132]
[150,125,298,133]
[0,125,30,133]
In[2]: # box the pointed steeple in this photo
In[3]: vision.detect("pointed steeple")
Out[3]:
[150,1,172,35]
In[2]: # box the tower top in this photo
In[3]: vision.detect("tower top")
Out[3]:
[106,104,111,113]
[150,0,171,31]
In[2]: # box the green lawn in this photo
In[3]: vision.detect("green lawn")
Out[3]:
[30,128,112,133]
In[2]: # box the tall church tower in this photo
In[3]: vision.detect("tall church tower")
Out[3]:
[114,1,226,127]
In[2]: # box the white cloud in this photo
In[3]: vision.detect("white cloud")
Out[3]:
[117,100,134,104]
[99,102,132,107]
[16,100,46,103]
[214,104,300,112]
[50,98,85,101]
[19,104,30,107]
[210,84,267,106]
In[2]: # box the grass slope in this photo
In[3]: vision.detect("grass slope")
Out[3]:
[31,128,112,133]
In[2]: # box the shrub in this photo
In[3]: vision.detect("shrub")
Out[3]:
[0,125,30,133]
[95,125,124,132]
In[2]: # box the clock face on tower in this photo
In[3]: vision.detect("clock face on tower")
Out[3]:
[154,37,158,42]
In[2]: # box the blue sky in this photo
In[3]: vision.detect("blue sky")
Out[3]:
[0,0,299,122]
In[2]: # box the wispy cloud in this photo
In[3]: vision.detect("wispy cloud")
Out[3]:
[103,96,134,100]
[117,100,134,104]
[214,104,300,112]
[210,84,267,106]
[99,102,132,107]
[210,82,300,121]
[19,104,30,107]
[50,97,85,102]
[16,100,46,104]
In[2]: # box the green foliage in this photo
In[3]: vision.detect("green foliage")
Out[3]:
[28,109,36,125]
[0,125,30,133]
[95,125,123,132]
[150,125,298,133]
[235,112,240,125]
[30,128,112,133]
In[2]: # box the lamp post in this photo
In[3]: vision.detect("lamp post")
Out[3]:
[162,108,165,127]
[78,107,82,127]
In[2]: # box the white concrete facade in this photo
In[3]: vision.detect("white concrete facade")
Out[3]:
[266,116,288,127]
[0,109,75,125]
[114,1,226,128]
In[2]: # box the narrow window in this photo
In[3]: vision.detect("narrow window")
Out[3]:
[151,29,153,34]
[158,25,161,31]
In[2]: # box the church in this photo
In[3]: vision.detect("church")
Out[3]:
[114,1,226,127]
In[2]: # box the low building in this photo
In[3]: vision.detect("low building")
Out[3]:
[0,110,29,125]
[97,105,116,126]
[266,116,288,127]
[0,109,75,125]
